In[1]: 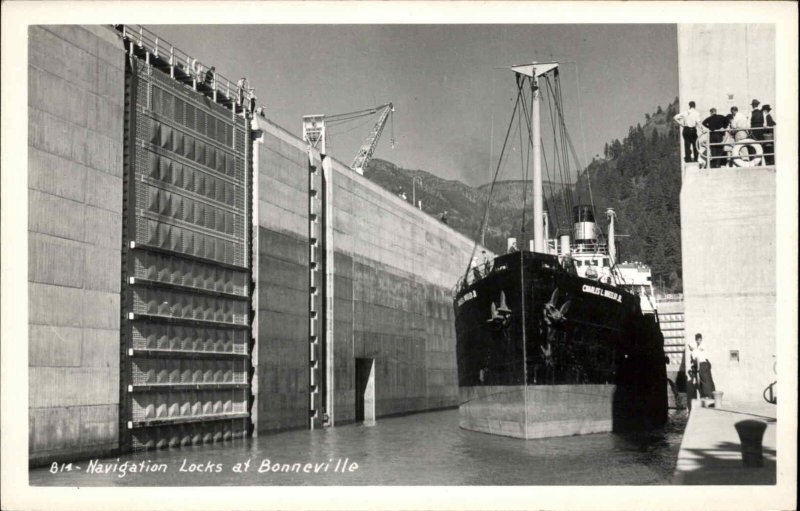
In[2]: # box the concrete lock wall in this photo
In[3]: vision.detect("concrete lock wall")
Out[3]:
[680,166,776,404]
[677,24,775,117]
[28,25,126,463]
[327,157,477,424]
[252,118,312,433]
[253,116,479,429]
[678,24,777,405]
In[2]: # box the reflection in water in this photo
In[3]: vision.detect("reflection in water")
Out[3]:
[31,409,687,486]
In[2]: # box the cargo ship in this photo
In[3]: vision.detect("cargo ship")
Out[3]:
[453,62,667,439]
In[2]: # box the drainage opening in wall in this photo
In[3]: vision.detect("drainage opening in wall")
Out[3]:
[355,358,376,426]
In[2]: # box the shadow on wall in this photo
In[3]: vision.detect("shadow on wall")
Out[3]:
[612,315,669,433]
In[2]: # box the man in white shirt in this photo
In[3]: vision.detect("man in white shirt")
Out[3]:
[729,106,749,142]
[673,101,701,163]
[687,333,716,400]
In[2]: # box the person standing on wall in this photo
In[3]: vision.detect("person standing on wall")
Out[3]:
[701,108,729,169]
[762,104,776,165]
[749,99,764,141]
[729,106,749,142]
[688,333,716,400]
[205,66,216,87]
[237,77,248,106]
[673,101,700,163]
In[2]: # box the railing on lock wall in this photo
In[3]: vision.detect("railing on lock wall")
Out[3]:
[117,24,257,115]
[696,125,776,169]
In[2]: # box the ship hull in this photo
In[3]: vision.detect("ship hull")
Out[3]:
[459,384,615,439]
[454,251,667,438]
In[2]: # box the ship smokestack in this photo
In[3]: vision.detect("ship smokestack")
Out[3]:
[606,208,617,265]
[573,205,598,244]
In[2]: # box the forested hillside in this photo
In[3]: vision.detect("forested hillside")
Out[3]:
[560,99,683,291]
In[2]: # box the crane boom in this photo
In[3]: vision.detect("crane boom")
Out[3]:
[303,102,394,174]
[351,103,394,175]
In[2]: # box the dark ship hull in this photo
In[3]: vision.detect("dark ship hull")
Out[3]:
[454,251,667,439]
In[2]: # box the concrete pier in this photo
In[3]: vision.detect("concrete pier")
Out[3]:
[673,401,776,484]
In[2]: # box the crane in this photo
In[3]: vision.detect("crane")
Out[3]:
[302,103,394,175]
[349,103,394,175]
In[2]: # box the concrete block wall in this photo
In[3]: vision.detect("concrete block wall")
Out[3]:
[252,118,311,433]
[28,25,125,463]
[680,165,776,404]
[677,24,775,116]
[329,158,477,423]
[252,116,479,429]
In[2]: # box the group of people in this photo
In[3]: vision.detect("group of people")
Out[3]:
[674,99,776,168]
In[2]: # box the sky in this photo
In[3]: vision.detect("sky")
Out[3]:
[156,24,678,186]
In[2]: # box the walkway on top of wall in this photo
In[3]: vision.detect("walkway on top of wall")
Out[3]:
[672,400,776,485]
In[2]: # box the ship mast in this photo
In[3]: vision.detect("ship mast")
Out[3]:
[511,62,559,253]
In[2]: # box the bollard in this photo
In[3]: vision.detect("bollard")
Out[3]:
[712,391,723,407]
[734,420,767,467]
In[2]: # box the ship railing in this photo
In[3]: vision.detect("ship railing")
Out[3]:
[570,242,608,255]
[696,125,776,168]
[454,259,497,294]
[116,25,257,116]
[655,293,684,303]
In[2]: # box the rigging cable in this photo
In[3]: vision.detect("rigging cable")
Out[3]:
[543,72,610,268]
[540,141,560,239]
[555,74,592,210]
[542,77,573,227]
[548,77,573,221]
[460,76,525,284]
[483,70,498,246]
[553,74,610,262]
[550,75,577,214]
[327,115,376,136]
[569,61,593,209]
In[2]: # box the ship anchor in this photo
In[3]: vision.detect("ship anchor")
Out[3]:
[544,288,570,328]
[487,290,512,329]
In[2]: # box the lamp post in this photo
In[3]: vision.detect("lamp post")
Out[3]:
[412,176,423,209]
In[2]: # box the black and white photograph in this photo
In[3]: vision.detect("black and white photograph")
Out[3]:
[1,2,797,510]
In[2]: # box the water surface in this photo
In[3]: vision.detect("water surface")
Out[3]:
[31,408,687,486]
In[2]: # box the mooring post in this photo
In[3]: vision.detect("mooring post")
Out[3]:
[734,419,768,467]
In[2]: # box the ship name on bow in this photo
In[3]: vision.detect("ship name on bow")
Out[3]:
[581,284,622,303]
